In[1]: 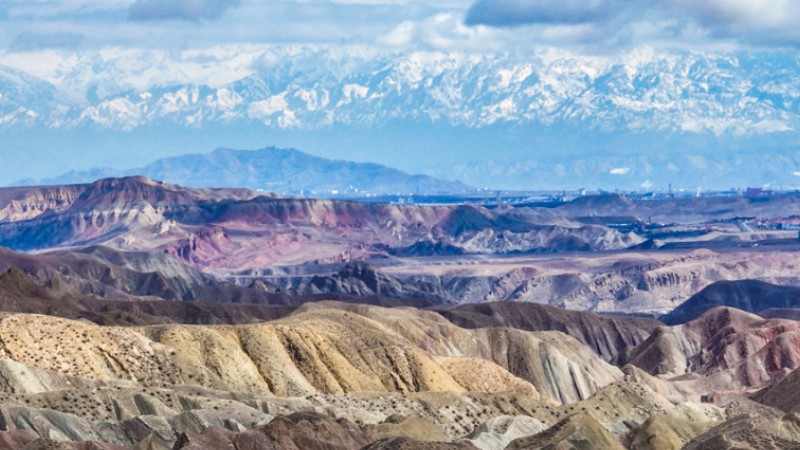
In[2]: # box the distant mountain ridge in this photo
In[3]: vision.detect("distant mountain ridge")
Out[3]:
[1,49,798,135]
[16,147,471,195]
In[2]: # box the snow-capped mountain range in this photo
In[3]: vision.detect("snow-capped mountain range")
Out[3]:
[1,46,799,135]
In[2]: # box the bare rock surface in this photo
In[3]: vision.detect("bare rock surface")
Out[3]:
[172,412,376,450]
[0,177,640,272]
[504,413,626,450]
[681,413,800,450]
[0,303,626,407]
[360,437,478,450]
[625,403,726,450]
[367,415,450,442]
[630,307,800,391]
[461,415,548,450]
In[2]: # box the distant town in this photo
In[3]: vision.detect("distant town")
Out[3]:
[339,185,800,207]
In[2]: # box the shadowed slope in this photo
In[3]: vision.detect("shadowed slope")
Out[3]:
[437,301,660,364]
[172,411,376,450]
[662,280,800,325]
[754,367,800,414]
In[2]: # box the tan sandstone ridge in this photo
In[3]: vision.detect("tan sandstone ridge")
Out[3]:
[0,331,777,450]
[2,295,800,448]
[0,303,625,405]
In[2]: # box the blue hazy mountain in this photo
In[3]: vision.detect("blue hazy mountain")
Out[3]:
[17,147,471,195]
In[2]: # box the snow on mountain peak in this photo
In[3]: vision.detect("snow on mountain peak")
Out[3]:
[0,46,798,134]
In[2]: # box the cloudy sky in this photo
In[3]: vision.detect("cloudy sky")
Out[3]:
[1,0,799,56]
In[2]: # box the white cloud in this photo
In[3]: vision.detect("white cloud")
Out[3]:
[610,167,631,175]
[3,0,799,56]
[379,21,416,47]
[463,0,800,48]
[663,0,800,46]
[378,13,509,52]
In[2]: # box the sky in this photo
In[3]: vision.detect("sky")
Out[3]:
[0,0,799,189]
[1,0,799,57]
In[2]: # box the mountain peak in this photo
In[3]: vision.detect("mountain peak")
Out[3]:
[21,147,470,195]
[566,194,634,210]
[90,175,162,188]
[3,49,797,136]
[74,175,193,209]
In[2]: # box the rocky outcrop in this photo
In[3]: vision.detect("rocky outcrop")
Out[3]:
[367,415,450,442]
[461,415,547,450]
[0,246,298,305]
[625,403,726,450]
[0,185,82,222]
[360,438,477,450]
[630,307,800,390]
[504,413,626,450]
[681,413,800,450]
[0,431,38,449]
[0,264,302,325]
[262,246,800,316]
[172,412,375,450]
[301,262,412,298]
[754,368,800,414]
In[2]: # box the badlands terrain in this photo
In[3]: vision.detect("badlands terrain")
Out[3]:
[3,177,800,448]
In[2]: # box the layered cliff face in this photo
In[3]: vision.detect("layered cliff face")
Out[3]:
[0,185,82,222]
[0,177,641,271]
[630,307,800,391]
[8,177,800,317]
[0,247,296,306]
[252,247,800,315]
